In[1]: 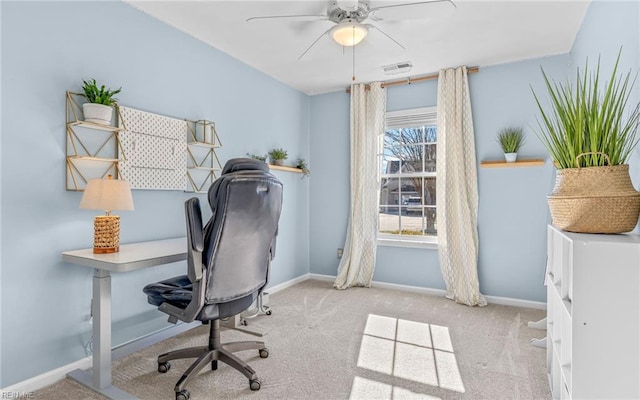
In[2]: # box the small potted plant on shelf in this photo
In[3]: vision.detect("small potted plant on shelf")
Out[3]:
[296,157,311,177]
[295,157,310,177]
[497,127,524,163]
[268,148,288,166]
[81,78,121,125]
[246,152,267,162]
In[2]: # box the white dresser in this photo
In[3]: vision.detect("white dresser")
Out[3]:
[546,225,640,399]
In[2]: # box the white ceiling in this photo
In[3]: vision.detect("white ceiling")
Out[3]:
[126,0,590,95]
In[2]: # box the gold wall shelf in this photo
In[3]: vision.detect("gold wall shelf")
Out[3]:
[268,164,304,174]
[68,120,124,132]
[186,120,223,193]
[66,91,224,192]
[480,158,545,168]
[188,141,221,149]
[65,91,125,191]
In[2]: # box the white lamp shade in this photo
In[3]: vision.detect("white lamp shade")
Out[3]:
[80,178,134,212]
[331,21,368,46]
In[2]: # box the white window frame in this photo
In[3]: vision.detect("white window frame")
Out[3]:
[378,106,438,249]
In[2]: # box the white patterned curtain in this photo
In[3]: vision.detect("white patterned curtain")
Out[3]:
[334,82,386,289]
[436,66,486,306]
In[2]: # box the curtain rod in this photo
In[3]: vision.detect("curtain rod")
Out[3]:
[345,66,480,94]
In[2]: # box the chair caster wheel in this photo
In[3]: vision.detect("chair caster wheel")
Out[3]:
[176,389,190,400]
[259,348,269,358]
[250,378,261,391]
[266,310,272,315]
[158,361,171,373]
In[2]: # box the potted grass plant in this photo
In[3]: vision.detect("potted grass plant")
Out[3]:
[532,51,640,233]
[497,127,525,162]
[81,78,121,125]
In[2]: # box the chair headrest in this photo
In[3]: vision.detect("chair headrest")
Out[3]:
[221,158,270,175]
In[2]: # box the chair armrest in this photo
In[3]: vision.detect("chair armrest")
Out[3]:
[158,287,204,324]
[185,198,204,282]
[270,226,278,261]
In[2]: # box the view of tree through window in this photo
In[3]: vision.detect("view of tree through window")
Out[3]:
[379,123,437,239]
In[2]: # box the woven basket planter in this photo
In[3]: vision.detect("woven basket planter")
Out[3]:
[548,164,640,233]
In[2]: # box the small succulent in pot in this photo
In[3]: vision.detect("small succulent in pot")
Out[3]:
[81,78,121,125]
[82,78,121,106]
[268,148,288,166]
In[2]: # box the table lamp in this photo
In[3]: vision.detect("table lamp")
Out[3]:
[80,175,134,253]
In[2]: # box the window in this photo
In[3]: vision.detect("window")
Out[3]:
[378,107,437,246]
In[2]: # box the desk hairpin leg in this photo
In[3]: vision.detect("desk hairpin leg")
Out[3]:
[67,269,138,400]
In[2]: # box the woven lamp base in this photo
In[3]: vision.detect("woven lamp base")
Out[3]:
[93,215,120,254]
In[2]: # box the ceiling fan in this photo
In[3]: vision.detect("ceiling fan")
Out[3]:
[247,0,456,59]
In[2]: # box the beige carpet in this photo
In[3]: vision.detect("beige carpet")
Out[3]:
[35,279,549,399]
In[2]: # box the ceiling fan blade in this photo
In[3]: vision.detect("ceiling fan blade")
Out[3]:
[246,14,328,23]
[298,26,335,60]
[367,24,405,50]
[369,0,456,21]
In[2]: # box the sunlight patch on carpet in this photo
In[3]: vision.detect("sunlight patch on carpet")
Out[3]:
[355,314,465,395]
[349,377,442,400]
[358,335,395,375]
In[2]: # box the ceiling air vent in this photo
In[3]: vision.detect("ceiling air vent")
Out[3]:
[382,61,413,75]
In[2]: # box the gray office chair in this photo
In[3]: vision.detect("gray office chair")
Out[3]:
[143,158,283,400]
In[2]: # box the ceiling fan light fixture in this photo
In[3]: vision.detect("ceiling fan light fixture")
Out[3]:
[331,21,368,47]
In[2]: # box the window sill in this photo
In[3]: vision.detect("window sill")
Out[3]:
[377,237,438,250]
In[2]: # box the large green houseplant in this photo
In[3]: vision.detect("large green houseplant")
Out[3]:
[533,52,640,233]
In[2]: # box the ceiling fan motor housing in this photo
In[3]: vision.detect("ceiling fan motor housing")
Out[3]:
[329,1,371,23]
[336,0,359,11]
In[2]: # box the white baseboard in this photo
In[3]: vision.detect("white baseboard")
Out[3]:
[371,279,449,297]
[0,321,198,394]
[2,272,544,393]
[267,273,310,294]
[112,320,199,360]
[1,274,312,394]
[484,295,546,310]
[308,273,546,310]
[308,273,334,282]
[1,356,92,395]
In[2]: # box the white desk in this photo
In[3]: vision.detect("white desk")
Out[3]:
[63,237,187,400]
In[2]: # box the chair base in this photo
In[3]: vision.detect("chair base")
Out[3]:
[157,319,268,396]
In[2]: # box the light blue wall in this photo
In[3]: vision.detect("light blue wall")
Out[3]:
[4,0,639,389]
[473,56,568,300]
[569,0,640,192]
[309,55,570,302]
[309,91,350,277]
[0,1,309,387]
[308,1,640,303]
